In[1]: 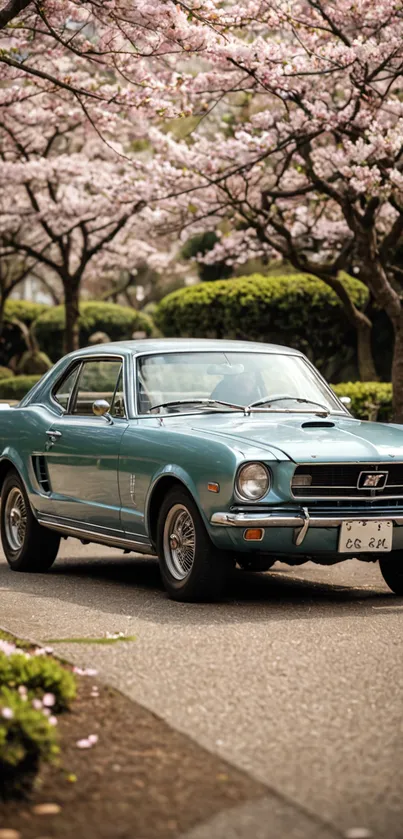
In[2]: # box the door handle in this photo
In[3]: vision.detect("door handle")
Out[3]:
[46,430,62,440]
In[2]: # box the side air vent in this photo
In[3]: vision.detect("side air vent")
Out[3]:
[32,456,51,494]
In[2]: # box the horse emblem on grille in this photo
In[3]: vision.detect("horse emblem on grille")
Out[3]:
[357,471,388,489]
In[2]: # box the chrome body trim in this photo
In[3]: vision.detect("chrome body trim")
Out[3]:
[211,511,403,529]
[37,514,155,555]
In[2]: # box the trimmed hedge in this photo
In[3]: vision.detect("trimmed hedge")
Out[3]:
[155,273,369,381]
[0,375,41,400]
[332,382,392,422]
[35,302,153,361]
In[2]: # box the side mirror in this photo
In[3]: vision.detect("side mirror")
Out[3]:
[339,396,352,409]
[92,399,113,424]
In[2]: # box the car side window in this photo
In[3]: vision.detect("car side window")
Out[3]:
[71,360,123,416]
[53,366,80,411]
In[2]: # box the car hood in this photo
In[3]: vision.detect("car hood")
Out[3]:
[189,413,403,463]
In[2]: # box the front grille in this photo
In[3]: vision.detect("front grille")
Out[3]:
[292,463,403,499]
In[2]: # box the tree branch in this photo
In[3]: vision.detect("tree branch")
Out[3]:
[0,0,31,30]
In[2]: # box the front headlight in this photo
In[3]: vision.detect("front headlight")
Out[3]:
[236,463,270,501]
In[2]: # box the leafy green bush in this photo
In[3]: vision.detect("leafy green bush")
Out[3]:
[35,301,153,361]
[16,350,52,375]
[0,653,76,713]
[0,375,41,400]
[332,382,392,422]
[4,301,49,325]
[155,273,369,381]
[0,366,14,381]
[0,301,50,369]
[0,686,59,798]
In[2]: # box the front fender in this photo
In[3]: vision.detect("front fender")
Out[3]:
[145,464,208,533]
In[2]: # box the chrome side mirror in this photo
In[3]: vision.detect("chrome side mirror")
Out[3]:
[92,399,113,424]
[339,396,352,408]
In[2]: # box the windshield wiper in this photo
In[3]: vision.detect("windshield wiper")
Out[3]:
[149,398,245,413]
[248,396,330,414]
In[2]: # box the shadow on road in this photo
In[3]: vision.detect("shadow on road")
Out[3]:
[0,548,397,624]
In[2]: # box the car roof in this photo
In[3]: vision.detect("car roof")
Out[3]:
[70,338,303,357]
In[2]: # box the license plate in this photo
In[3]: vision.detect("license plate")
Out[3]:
[338,520,392,553]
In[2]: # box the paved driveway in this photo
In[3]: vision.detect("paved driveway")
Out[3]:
[1,543,402,838]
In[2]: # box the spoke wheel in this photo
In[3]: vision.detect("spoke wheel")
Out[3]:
[1,469,60,572]
[157,487,232,601]
[4,487,27,552]
[163,504,196,581]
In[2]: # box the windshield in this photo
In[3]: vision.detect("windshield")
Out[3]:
[136,352,342,415]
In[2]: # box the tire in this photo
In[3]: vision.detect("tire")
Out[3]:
[1,469,60,572]
[379,553,403,595]
[156,487,232,602]
[237,556,276,572]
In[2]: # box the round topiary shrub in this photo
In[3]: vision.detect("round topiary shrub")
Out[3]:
[0,366,14,381]
[16,351,53,375]
[35,301,153,361]
[0,375,42,401]
[155,273,369,382]
[0,301,50,369]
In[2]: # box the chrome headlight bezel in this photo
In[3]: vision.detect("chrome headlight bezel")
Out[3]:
[235,462,271,501]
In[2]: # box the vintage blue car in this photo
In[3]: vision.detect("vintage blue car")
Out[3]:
[0,338,402,601]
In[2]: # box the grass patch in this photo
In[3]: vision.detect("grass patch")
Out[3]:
[45,635,137,646]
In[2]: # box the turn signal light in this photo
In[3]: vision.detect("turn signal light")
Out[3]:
[244,528,264,541]
[208,482,220,493]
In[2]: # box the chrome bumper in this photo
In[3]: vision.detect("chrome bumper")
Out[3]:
[210,510,403,547]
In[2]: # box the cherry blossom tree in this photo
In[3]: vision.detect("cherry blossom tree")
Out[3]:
[145,0,403,418]
[0,0,225,350]
[3,0,403,418]
[0,90,168,350]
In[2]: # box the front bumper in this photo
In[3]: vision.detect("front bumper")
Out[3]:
[210,509,403,548]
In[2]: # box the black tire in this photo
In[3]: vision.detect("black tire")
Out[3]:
[156,487,232,602]
[237,555,276,572]
[379,553,403,595]
[1,469,60,572]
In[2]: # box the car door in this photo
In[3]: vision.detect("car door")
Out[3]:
[45,356,128,532]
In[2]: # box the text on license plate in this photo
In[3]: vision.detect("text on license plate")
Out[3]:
[338,520,393,553]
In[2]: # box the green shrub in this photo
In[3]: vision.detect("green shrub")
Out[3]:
[0,301,50,369]
[16,350,53,375]
[332,382,392,422]
[0,375,41,400]
[4,300,49,325]
[155,273,369,381]
[35,301,153,361]
[0,366,14,381]
[0,653,76,713]
[0,686,58,798]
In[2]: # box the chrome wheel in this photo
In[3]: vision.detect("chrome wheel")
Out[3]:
[163,503,196,581]
[4,487,27,552]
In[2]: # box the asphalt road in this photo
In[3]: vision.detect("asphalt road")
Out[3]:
[1,542,402,839]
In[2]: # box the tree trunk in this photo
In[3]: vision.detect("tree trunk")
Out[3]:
[356,318,378,381]
[63,281,80,354]
[392,312,403,423]
[0,293,7,342]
